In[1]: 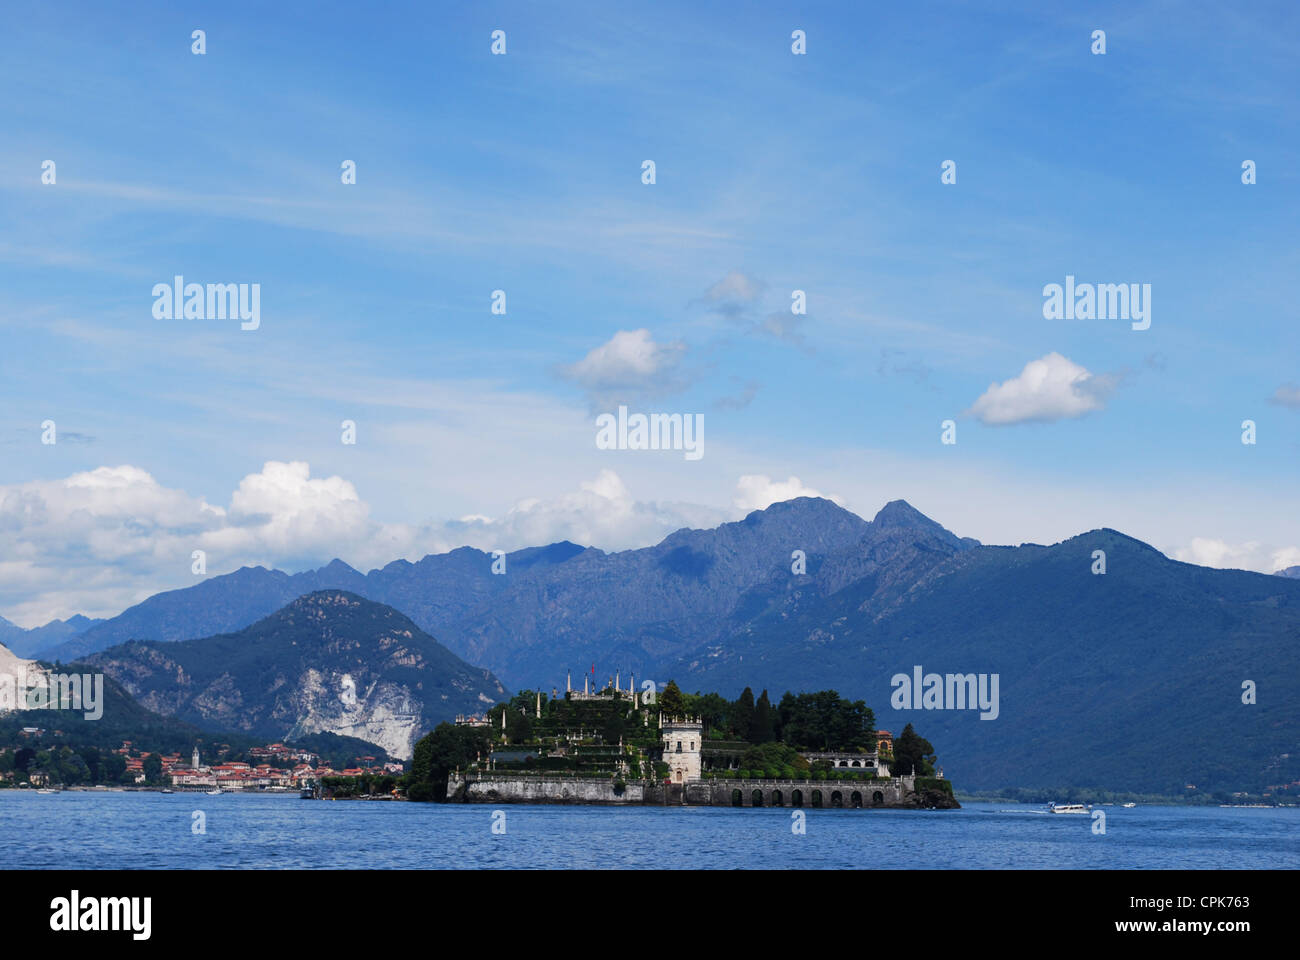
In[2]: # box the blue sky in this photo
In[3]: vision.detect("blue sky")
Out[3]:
[1,1,1297,624]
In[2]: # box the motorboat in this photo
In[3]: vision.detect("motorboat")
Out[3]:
[1048,802,1091,814]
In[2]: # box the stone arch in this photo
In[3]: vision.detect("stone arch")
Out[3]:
[851,791,863,808]
[851,760,861,767]
[791,789,803,807]
[872,790,885,806]
[751,790,764,807]
[770,790,783,807]
[831,790,843,808]
[731,789,743,807]
[811,789,823,808]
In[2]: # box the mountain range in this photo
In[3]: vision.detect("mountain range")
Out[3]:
[20,497,1300,794]
[0,614,105,659]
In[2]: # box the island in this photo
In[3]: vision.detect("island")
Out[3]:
[407,674,959,809]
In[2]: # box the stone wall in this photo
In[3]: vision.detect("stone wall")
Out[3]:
[447,773,956,808]
[450,774,645,804]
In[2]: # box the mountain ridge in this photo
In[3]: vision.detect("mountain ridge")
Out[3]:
[86,590,506,760]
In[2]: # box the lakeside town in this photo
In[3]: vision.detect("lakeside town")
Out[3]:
[1,730,403,792]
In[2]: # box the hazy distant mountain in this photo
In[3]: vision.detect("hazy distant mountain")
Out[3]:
[0,617,21,649]
[0,614,105,659]
[675,527,1300,795]
[45,544,590,663]
[47,498,879,675]
[1276,566,1300,579]
[36,496,1300,793]
[87,591,506,759]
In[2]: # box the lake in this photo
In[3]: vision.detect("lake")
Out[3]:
[1,792,1296,869]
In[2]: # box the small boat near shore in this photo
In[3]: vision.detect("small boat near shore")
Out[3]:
[1048,802,1091,814]
[205,788,221,795]
[1122,802,1136,808]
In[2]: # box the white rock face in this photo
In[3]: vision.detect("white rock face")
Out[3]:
[286,668,423,759]
[0,643,47,713]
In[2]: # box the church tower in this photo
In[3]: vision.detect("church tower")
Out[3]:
[192,746,201,769]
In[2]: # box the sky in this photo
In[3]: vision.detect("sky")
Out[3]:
[1,1,1297,626]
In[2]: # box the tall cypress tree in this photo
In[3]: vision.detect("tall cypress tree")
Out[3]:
[733,687,756,742]
[752,690,775,744]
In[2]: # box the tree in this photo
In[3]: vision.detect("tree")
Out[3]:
[104,754,127,784]
[752,690,776,744]
[739,742,802,777]
[691,692,730,735]
[14,747,34,772]
[602,706,625,745]
[892,723,936,776]
[776,690,874,751]
[142,753,163,783]
[78,746,102,782]
[407,723,492,802]
[660,680,685,718]
[732,687,756,742]
[489,702,533,743]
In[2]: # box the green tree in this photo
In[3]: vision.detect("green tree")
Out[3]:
[776,690,874,751]
[660,680,685,718]
[691,692,730,734]
[104,754,127,783]
[892,723,936,776]
[752,690,776,743]
[77,746,102,782]
[407,723,492,802]
[732,687,756,742]
[142,753,163,783]
[602,706,625,745]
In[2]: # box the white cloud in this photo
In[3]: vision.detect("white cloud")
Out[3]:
[1268,383,1300,409]
[1173,538,1300,574]
[1268,546,1300,572]
[445,468,728,551]
[0,462,387,627]
[0,463,733,627]
[967,352,1109,425]
[559,329,689,407]
[1174,537,1262,571]
[733,474,837,513]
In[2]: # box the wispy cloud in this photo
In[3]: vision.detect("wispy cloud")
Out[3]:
[1267,383,1300,409]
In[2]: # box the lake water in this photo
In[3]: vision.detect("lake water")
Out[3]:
[2,792,1296,869]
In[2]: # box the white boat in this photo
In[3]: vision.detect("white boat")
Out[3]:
[1121,802,1136,808]
[205,788,221,795]
[1048,802,1091,814]
[36,788,56,794]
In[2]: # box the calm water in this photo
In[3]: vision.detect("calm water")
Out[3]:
[1,792,1296,869]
